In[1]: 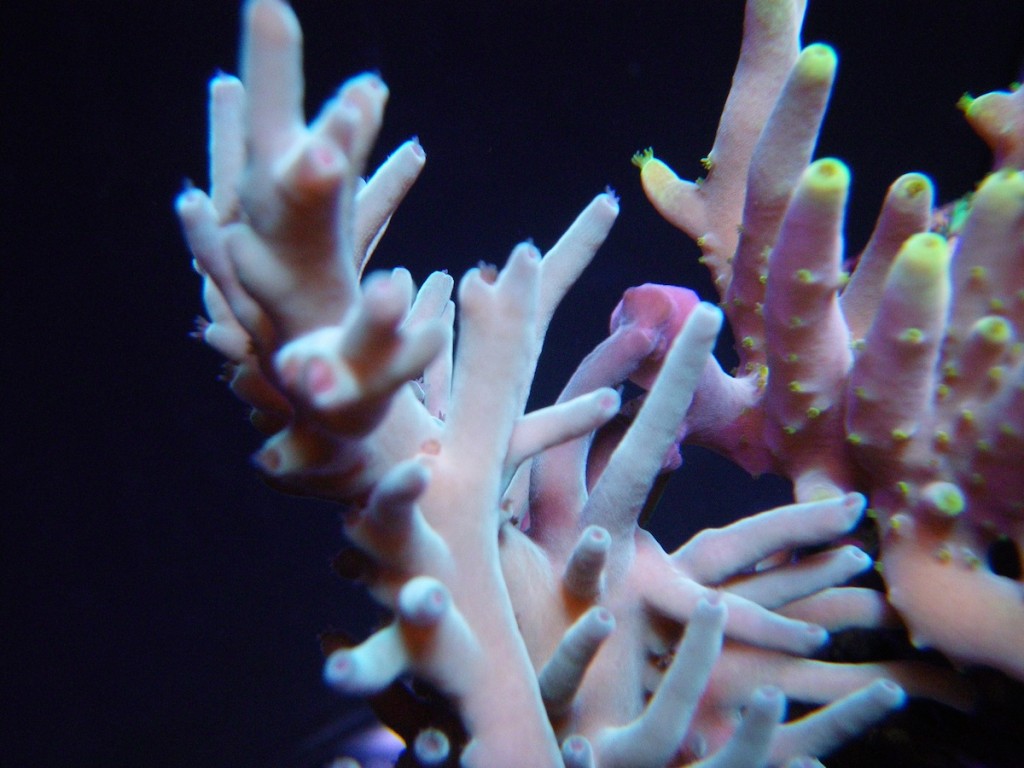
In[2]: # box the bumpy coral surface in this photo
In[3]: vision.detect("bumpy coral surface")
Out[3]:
[632,0,1023,682]
[178,0,1016,766]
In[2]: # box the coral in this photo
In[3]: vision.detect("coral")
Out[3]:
[175,0,1015,765]
[632,1,1023,681]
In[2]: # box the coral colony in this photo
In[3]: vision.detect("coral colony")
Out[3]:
[177,0,1022,765]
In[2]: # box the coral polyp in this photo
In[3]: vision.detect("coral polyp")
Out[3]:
[178,0,1020,765]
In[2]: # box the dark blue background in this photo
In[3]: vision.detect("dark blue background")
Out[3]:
[7,1,1023,765]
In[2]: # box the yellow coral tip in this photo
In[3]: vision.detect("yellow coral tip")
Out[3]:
[804,158,850,195]
[631,147,655,169]
[796,43,838,82]
[891,232,951,285]
[896,173,932,200]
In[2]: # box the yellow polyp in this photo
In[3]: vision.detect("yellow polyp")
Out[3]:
[987,365,1004,382]
[897,480,911,496]
[851,339,866,351]
[700,155,714,171]
[786,353,799,363]
[758,273,768,285]
[989,298,1005,312]
[969,265,988,282]
[899,328,924,344]
[957,92,976,113]
[806,406,821,419]
[789,316,805,328]
[976,438,993,453]
[899,174,932,199]
[922,481,965,517]
[866,507,878,519]
[943,362,959,380]
[999,422,1018,437]
[754,302,764,316]
[839,271,850,287]
[934,430,950,447]
[892,429,910,442]
[854,386,868,400]
[795,268,814,284]
[960,409,975,424]
[741,336,756,349]
[973,316,1012,345]
[936,384,950,400]
[636,153,689,212]
[965,553,983,570]
[934,546,953,564]
[696,237,708,249]
[783,425,798,435]
[846,432,863,445]
[788,380,805,393]
[889,515,904,532]
[631,147,655,169]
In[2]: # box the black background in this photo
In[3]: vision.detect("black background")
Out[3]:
[7,1,1024,766]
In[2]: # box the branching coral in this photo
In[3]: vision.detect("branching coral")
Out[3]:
[631,0,1023,681]
[176,0,1005,765]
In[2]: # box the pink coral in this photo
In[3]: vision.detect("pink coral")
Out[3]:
[632,0,1024,682]
[176,0,1004,765]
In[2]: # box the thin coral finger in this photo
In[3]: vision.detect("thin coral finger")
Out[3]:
[240,0,305,162]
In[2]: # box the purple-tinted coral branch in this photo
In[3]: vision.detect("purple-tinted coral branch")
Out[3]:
[178,0,1004,764]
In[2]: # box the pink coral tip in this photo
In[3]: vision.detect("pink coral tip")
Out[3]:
[609,283,701,389]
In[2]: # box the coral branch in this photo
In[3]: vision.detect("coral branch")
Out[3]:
[178,0,1016,765]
